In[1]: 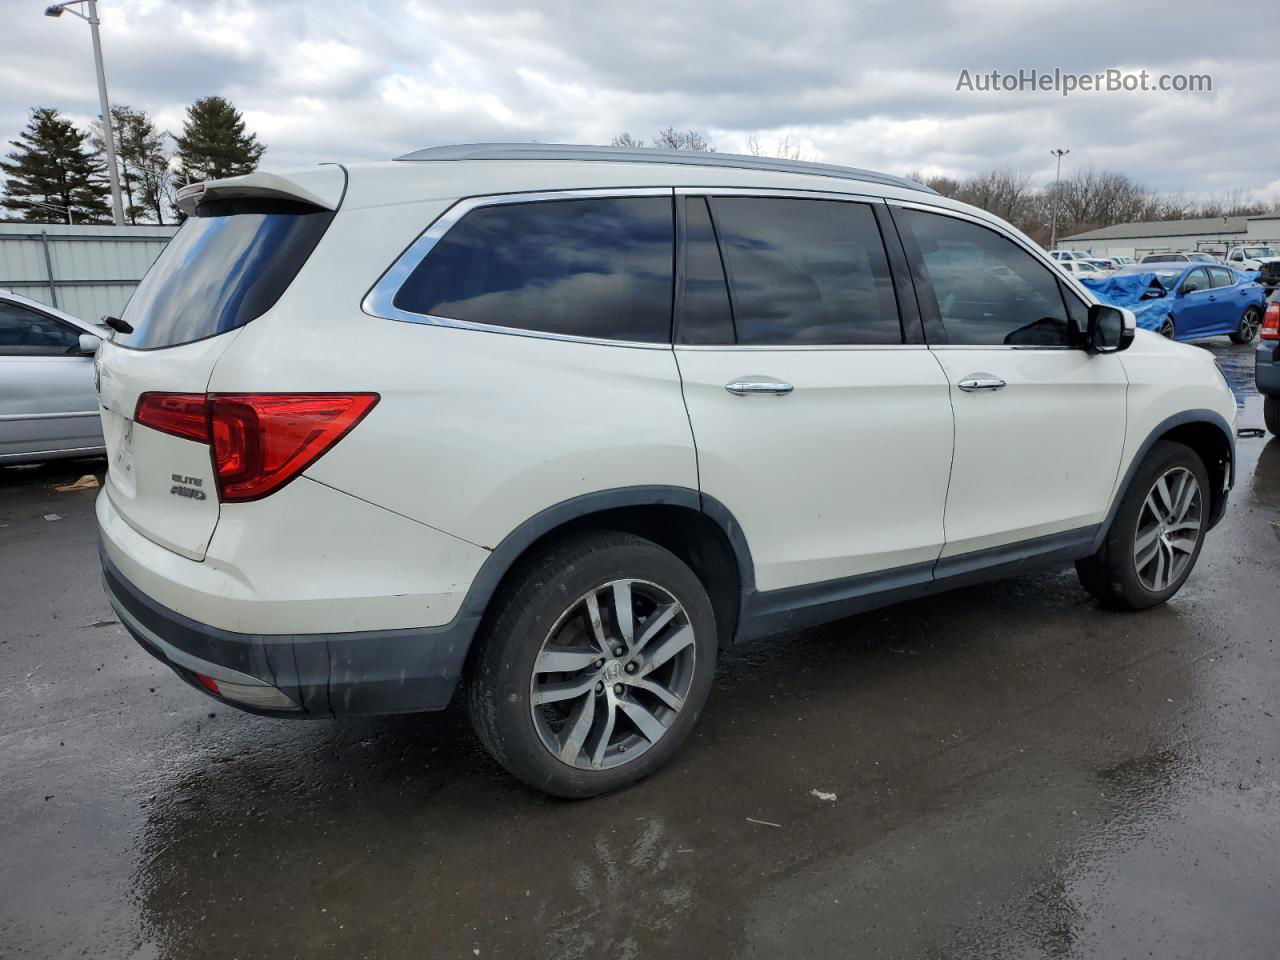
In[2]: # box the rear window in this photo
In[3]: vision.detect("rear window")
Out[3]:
[116,198,333,350]
[391,196,674,343]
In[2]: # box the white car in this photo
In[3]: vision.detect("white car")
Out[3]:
[1049,249,1092,261]
[95,145,1238,797]
[1058,259,1106,278]
[1,289,106,464]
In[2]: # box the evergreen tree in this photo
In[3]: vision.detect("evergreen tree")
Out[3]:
[1,107,110,223]
[92,105,173,224]
[175,96,265,185]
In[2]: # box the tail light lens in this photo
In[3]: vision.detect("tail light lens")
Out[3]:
[135,393,210,443]
[1262,302,1280,341]
[134,392,379,502]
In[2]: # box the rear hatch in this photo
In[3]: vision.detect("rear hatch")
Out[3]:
[98,167,343,559]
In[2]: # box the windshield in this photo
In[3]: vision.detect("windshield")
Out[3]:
[1243,247,1277,258]
[116,198,333,350]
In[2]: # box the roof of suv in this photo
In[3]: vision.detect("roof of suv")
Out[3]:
[395,143,935,194]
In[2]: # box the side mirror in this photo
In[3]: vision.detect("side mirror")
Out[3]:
[77,332,101,356]
[1086,304,1135,354]
[1181,281,1199,294]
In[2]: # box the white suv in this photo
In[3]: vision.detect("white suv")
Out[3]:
[96,144,1237,797]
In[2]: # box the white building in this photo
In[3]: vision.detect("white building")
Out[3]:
[1057,213,1280,260]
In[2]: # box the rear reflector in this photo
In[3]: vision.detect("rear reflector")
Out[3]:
[132,392,379,503]
[195,672,220,695]
[1262,302,1280,340]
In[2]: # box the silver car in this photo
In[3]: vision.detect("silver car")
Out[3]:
[0,289,105,464]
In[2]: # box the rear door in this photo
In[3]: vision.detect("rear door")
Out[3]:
[97,191,337,559]
[892,203,1127,558]
[674,193,954,593]
[1207,265,1247,335]
[0,299,102,461]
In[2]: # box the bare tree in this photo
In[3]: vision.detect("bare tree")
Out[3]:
[746,134,807,160]
[653,127,714,152]
[611,132,644,148]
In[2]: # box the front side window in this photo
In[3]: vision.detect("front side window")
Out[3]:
[898,208,1072,347]
[393,196,674,344]
[709,196,901,345]
[1182,267,1210,292]
[0,302,81,356]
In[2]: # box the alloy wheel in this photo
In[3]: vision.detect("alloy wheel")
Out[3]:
[529,579,696,770]
[1133,466,1202,592]
[1239,307,1261,342]
[1158,317,1175,339]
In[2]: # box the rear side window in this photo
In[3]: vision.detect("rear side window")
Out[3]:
[117,198,333,350]
[393,197,674,344]
[1208,266,1235,288]
[898,208,1071,347]
[711,197,902,345]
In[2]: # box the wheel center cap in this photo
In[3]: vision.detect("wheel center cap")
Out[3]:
[601,659,623,684]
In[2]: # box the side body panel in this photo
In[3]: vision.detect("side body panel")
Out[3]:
[0,353,102,461]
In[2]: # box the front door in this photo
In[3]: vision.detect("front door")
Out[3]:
[892,204,1128,559]
[673,194,954,594]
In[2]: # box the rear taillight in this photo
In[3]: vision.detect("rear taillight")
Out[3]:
[135,393,209,443]
[1262,302,1280,341]
[133,392,378,502]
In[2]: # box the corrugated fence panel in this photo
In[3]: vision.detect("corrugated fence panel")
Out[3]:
[0,223,178,322]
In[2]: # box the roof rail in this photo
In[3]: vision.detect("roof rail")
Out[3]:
[394,143,935,194]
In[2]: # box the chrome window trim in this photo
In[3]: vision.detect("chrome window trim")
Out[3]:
[361,187,676,350]
[674,343,928,352]
[674,185,887,204]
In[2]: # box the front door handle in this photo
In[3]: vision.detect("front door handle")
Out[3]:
[725,377,794,397]
[957,377,1006,392]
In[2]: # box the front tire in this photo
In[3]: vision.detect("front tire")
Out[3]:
[1230,305,1262,344]
[1075,441,1210,610]
[466,532,718,798]
[1157,315,1176,339]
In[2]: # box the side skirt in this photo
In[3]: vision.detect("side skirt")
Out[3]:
[734,526,1099,643]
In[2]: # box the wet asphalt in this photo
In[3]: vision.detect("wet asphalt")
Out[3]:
[1,340,1278,960]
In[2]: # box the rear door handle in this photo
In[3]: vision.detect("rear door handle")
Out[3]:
[957,377,1006,392]
[725,377,794,397]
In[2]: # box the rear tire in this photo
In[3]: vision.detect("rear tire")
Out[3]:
[1229,305,1262,344]
[1265,395,1280,436]
[1075,441,1210,610]
[466,532,718,798]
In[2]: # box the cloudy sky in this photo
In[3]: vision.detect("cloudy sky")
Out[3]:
[3,0,1278,200]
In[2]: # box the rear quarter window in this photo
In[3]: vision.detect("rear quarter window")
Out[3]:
[116,198,333,350]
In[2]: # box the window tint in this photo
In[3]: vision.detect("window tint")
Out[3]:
[678,197,734,344]
[899,208,1071,347]
[710,197,901,345]
[394,197,674,344]
[118,198,334,350]
[1208,266,1235,288]
[0,301,81,355]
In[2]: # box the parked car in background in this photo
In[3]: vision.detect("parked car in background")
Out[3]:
[95,145,1237,797]
[1081,257,1119,275]
[1059,259,1106,278]
[1050,249,1092,261]
[1257,291,1280,434]
[1226,245,1280,289]
[1111,263,1265,342]
[1140,251,1218,265]
[0,289,105,465]
[1113,255,1136,266]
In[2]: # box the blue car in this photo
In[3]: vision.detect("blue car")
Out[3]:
[1107,263,1265,343]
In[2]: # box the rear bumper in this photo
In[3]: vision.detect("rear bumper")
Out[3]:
[101,544,479,717]
[1257,343,1280,396]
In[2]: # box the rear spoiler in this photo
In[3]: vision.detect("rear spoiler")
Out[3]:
[175,167,346,217]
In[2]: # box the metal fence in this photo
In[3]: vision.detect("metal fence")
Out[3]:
[0,222,177,323]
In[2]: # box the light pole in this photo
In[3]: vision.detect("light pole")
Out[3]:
[1048,148,1069,250]
[45,0,125,225]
